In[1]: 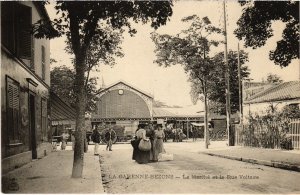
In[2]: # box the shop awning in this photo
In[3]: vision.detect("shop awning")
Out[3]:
[50,91,76,125]
[191,122,205,127]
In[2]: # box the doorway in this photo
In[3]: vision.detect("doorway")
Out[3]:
[29,92,37,159]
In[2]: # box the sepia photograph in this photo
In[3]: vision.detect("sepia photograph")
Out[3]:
[1,0,300,194]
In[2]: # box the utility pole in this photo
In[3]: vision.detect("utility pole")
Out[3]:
[203,42,209,149]
[237,43,243,145]
[223,1,232,146]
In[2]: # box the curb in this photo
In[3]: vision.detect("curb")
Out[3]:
[85,154,106,194]
[202,152,300,172]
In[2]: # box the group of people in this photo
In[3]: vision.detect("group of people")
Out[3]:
[172,128,186,142]
[91,127,116,155]
[131,124,165,164]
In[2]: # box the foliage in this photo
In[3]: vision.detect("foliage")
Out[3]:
[34,1,173,178]
[50,65,75,103]
[152,15,222,96]
[241,104,298,150]
[281,104,300,119]
[50,66,101,112]
[152,15,223,148]
[190,50,250,114]
[266,73,283,84]
[234,1,299,67]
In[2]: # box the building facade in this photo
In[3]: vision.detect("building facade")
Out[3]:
[243,81,300,116]
[1,2,52,173]
[91,81,204,138]
[92,81,154,135]
[236,81,300,149]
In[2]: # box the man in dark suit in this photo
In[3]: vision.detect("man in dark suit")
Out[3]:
[105,128,116,151]
[91,128,101,155]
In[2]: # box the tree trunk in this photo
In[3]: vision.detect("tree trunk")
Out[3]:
[71,54,87,178]
[203,84,209,149]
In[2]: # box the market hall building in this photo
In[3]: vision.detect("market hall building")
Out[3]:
[91,81,205,137]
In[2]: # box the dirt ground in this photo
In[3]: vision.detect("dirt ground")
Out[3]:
[99,141,300,194]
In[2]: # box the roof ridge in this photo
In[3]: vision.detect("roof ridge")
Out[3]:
[246,83,280,101]
[99,80,153,98]
[245,81,300,104]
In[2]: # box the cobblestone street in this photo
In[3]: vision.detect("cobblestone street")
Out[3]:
[99,142,300,194]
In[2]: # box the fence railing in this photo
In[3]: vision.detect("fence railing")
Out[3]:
[235,118,300,150]
[288,119,300,150]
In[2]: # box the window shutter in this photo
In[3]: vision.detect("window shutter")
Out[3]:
[1,2,15,53]
[7,83,14,141]
[7,84,14,108]
[7,78,20,142]
[15,3,32,60]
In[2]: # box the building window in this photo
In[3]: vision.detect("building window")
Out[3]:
[41,98,48,141]
[1,2,32,67]
[6,77,21,144]
[41,46,45,80]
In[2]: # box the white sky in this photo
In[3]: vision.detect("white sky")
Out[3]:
[47,1,300,108]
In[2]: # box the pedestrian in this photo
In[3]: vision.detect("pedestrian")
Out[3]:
[105,128,116,151]
[163,127,168,142]
[91,128,101,155]
[172,128,178,142]
[131,124,150,164]
[175,128,180,142]
[178,127,183,142]
[192,128,198,142]
[61,130,69,150]
[152,124,166,162]
[147,124,155,161]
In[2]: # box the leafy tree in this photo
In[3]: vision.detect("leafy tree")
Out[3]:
[266,73,283,84]
[34,1,173,178]
[50,65,101,112]
[234,1,299,67]
[281,104,300,119]
[152,15,222,148]
[207,50,250,114]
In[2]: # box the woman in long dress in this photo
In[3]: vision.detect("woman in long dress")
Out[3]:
[61,131,69,150]
[132,124,150,164]
[152,124,165,161]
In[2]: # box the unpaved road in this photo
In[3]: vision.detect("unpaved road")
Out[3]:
[98,142,300,194]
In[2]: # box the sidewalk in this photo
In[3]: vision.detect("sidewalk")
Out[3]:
[2,146,105,193]
[202,145,300,172]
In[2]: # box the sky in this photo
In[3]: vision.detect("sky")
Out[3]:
[47,1,299,108]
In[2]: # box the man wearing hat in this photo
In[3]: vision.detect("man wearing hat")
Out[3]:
[105,128,116,151]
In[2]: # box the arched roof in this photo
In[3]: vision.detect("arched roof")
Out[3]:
[93,89,151,119]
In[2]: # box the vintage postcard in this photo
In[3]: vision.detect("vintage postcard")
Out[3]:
[1,0,300,194]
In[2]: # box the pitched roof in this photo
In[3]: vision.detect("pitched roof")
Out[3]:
[99,80,153,99]
[153,106,203,118]
[152,107,175,118]
[244,81,300,104]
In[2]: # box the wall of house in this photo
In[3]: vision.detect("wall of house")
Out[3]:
[1,2,52,174]
[243,100,300,120]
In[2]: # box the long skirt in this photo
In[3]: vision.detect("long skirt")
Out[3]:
[131,139,150,164]
[153,138,165,161]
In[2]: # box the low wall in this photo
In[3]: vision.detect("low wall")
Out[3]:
[2,143,52,174]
